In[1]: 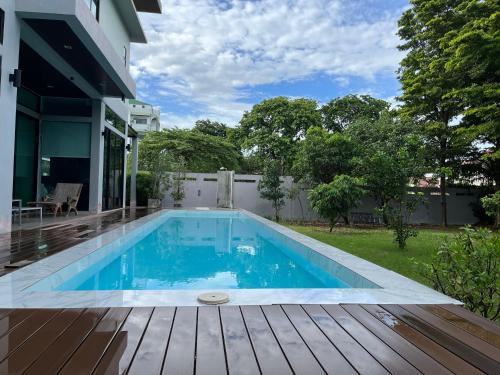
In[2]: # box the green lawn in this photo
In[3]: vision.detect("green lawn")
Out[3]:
[285,224,459,286]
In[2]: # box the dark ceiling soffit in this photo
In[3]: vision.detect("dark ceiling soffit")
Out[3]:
[133,0,162,14]
[128,125,139,138]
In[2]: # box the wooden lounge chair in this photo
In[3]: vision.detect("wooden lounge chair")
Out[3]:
[29,183,83,217]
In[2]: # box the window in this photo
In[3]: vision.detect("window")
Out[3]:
[134,118,147,124]
[86,0,99,21]
[0,8,5,45]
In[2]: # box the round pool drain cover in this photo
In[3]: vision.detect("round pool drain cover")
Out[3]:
[198,292,229,305]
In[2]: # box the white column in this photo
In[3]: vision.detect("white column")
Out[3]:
[0,4,21,234]
[89,100,105,213]
[130,136,139,208]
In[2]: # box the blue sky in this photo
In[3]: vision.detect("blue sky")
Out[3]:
[132,0,409,128]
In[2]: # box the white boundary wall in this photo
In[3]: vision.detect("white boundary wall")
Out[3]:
[162,173,482,225]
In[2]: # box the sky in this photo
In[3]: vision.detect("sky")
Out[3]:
[132,0,409,129]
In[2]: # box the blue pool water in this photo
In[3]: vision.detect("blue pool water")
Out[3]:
[31,211,378,291]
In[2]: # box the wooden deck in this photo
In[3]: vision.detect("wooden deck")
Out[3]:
[0,208,157,276]
[0,304,497,374]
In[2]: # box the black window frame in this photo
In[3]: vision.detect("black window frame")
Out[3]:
[0,7,5,45]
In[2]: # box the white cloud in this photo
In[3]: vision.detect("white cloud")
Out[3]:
[133,0,404,126]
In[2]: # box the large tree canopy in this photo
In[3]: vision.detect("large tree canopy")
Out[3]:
[238,97,321,174]
[321,95,389,132]
[397,0,473,226]
[193,119,229,138]
[139,129,243,173]
[292,127,356,186]
[443,0,500,186]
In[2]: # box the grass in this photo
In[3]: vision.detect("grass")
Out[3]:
[285,224,459,286]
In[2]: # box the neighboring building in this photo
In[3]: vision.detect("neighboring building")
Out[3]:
[129,99,161,137]
[0,0,161,234]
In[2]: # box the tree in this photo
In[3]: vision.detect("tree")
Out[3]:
[382,193,426,249]
[238,97,321,174]
[139,129,243,173]
[321,95,389,132]
[482,191,500,227]
[258,160,286,221]
[347,112,426,212]
[398,0,470,226]
[170,156,187,205]
[309,175,365,231]
[443,0,500,186]
[292,127,356,186]
[193,119,228,138]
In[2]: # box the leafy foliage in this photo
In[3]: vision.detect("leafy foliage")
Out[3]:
[309,175,365,231]
[258,160,286,221]
[397,0,472,226]
[239,97,321,174]
[381,193,426,249]
[193,119,228,138]
[321,95,389,132]
[419,227,499,320]
[292,127,356,185]
[481,191,500,227]
[139,129,242,173]
[171,157,187,202]
[347,112,426,208]
[443,0,500,185]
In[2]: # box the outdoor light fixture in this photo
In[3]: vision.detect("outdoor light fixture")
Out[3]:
[126,144,131,152]
[9,69,22,87]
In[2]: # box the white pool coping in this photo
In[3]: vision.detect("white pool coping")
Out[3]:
[0,209,461,308]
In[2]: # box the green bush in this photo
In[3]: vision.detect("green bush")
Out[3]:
[127,171,154,207]
[419,227,499,321]
[481,191,500,227]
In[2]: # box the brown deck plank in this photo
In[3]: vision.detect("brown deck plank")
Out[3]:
[262,305,324,375]
[241,305,292,375]
[0,309,60,362]
[196,306,227,375]
[384,304,499,374]
[93,307,154,375]
[282,305,356,374]
[23,308,108,375]
[303,304,389,375]
[439,304,500,336]
[127,307,175,375]
[362,304,484,375]
[344,304,453,374]
[420,305,500,348]
[162,306,197,375]
[0,309,36,338]
[58,307,131,375]
[402,304,500,361]
[322,305,420,375]
[219,305,261,375]
[0,309,83,375]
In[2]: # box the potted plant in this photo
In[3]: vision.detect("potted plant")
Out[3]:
[148,151,171,209]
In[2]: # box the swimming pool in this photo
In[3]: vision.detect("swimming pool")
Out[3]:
[28,211,377,292]
[0,209,460,307]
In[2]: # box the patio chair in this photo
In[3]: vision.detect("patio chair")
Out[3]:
[29,183,83,217]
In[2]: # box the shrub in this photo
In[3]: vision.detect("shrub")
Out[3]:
[381,193,425,249]
[126,171,156,207]
[258,160,286,221]
[419,227,499,321]
[481,191,500,227]
[309,175,365,231]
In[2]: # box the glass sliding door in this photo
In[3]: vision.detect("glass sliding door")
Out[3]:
[102,128,125,211]
[13,112,39,204]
